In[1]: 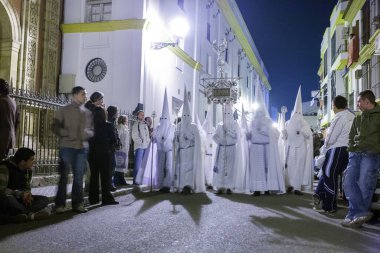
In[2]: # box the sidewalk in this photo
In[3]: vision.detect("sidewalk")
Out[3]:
[31,177,149,211]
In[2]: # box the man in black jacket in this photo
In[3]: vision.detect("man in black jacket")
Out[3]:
[0,148,50,224]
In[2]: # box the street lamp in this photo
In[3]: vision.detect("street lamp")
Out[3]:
[150,17,189,50]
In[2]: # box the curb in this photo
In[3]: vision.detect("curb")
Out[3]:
[47,185,149,213]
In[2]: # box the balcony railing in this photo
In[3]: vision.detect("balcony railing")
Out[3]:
[331,43,348,65]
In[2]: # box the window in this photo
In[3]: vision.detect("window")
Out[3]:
[178,0,184,11]
[246,76,249,88]
[224,47,228,63]
[331,71,336,100]
[361,0,370,46]
[207,7,211,42]
[331,32,336,65]
[371,55,380,98]
[323,85,328,115]
[323,51,327,79]
[370,0,380,35]
[349,92,355,110]
[206,54,212,74]
[362,60,371,90]
[237,62,240,77]
[87,0,112,22]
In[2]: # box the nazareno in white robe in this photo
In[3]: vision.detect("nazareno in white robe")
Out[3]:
[248,116,285,193]
[212,121,241,190]
[202,114,216,186]
[174,122,205,193]
[283,115,313,191]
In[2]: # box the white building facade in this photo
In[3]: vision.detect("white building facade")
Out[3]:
[60,0,270,125]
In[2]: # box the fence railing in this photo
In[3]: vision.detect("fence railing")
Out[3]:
[9,89,140,175]
[9,88,69,175]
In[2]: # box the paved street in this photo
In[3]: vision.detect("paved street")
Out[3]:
[0,191,379,253]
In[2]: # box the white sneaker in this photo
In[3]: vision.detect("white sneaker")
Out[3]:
[55,206,65,214]
[340,218,352,227]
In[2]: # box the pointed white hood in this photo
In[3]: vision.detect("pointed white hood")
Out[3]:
[181,88,192,127]
[157,88,171,141]
[202,105,215,133]
[291,86,303,117]
[240,104,249,131]
[253,83,268,121]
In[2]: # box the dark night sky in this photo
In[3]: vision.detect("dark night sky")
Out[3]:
[235,0,336,118]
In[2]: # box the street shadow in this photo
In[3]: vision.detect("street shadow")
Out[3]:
[131,191,212,225]
[217,193,380,252]
[0,212,76,241]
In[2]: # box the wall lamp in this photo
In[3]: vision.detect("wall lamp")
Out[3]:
[150,17,189,50]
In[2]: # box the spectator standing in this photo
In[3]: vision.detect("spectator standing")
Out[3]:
[52,86,94,213]
[88,107,118,205]
[106,106,121,191]
[0,148,50,223]
[84,91,104,192]
[341,90,380,228]
[114,115,130,186]
[0,79,17,161]
[131,110,150,184]
[313,96,355,213]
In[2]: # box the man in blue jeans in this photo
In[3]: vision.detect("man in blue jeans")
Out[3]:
[342,90,380,228]
[52,86,94,213]
[131,109,150,185]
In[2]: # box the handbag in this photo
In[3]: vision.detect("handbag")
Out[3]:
[115,150,127,168]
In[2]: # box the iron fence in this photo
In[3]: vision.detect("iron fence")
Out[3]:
[8,90,140,175]
[9,88,69,175]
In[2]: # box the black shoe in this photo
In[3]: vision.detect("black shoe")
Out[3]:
[181,186,192,195]
[294,190,303,195]
[264,191,270,195]
[110,186,117,192]
[216,189,224,195]
[159,187,170,193]
[102,201,119,206]
[286,187,294,194]
[8,214,28,223]
[226,189,232,195]
[206,185,213,190]
[89,200,100,205]
[252,191,261,196]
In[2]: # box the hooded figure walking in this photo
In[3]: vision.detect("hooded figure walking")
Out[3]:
[152,89,176,192]
[282,86,313,195]
[174,89,205,194]
[212,103,241,194]
[247,84,285,196]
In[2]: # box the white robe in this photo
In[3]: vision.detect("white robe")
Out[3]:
[203,126,216,186]
[154,124,175,188]
[212,121,241,190]
[248,119,285,193]
[174,123,205,193]
[284,118,313,190]
[135,141,158,187]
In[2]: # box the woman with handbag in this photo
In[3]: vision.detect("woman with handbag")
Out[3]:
[313,96,355,213]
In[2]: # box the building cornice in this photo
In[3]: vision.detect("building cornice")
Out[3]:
[217,0,271,90]
[343,0,365,24]
[358,29,380,65]
[61,19,203,72]
[61,19,147,33]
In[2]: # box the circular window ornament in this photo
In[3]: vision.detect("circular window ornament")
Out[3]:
[85,58,107,82]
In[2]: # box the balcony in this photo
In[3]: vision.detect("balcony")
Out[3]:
[331,43,348,70]
[330,0,349,32]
